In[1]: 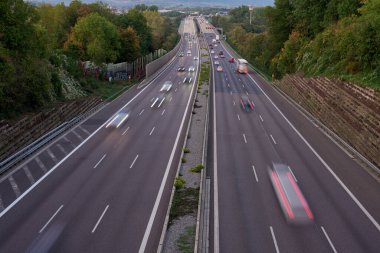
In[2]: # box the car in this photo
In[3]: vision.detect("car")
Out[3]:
[220,54,225,58]
[178,52,184,57]
[229,57,235,63]
[214,61,219,65]
[151,94,166,108]
[214,55,219,59]
[183,76,192,84]
[269,163,314,224]
[217,66,223,72]
[240,95,254,111]
[177,66,186,72]
[160,81,173,93]
[188,66,195,72]
[194,56,199,61]
[218,51,224,55]
[106,111,129,128]
[210,50,215,54]
[187,50,191,56]
[214,44,218,47]
[209,44,213,47]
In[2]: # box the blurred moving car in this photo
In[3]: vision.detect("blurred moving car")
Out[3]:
[194,56,199,61]
[211,50,215,54]
[214,55,219,59]
[187,50,191,56]
[229,57,235,63]
[160,81,173,93]
[106,110,130,128]
[188,66,195,72]
[269,163,314,224]
[214,61,219,65]
[178,52,184,57]
[217,66,223,72]
[183,76,192,84]
[240,95,254,112]
[177,66,186,72]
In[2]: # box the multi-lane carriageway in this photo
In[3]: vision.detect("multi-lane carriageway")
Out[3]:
[0,18,199,253]
[0,16,380,253]
[197,17,380,253]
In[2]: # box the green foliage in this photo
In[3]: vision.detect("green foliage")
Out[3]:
[181,157,187,163]
[66,13,120,64]
[169,187,199,224]
[176,226,195,253]
[118,26,141,62]
[190,164,204,173]
[175,177,186,189]
[183,147,191,153]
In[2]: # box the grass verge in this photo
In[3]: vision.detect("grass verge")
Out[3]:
[176,225,196,253]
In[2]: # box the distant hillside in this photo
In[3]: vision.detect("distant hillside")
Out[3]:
[33,0,274,8]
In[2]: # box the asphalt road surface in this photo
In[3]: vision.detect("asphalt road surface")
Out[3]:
[0,17,199,253]
[197,17,380,253]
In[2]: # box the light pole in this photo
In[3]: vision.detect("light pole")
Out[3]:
[249,5,253,25]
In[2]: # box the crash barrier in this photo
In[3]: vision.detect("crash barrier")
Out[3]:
[0,97,102,174]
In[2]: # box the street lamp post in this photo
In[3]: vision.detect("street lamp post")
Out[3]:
[249,5,253,25]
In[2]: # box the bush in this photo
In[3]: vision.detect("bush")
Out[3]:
[183,147,190,153]
[175,177,186,189]
[181,157,187,163]
[190,164,204,173]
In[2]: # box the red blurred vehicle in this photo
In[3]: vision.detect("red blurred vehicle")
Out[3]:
[228,57,235,63]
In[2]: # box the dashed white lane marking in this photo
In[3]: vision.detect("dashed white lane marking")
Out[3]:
[252,165,258,182]
[8,176,21,197]
[230,91,232,95]
[72,130,84,141]
[39,205,64,233]
[35,157,48,173]
[233,100,236,106]
[270,134,277,145]
[169,97,173,102]
[243,134,247,144]
[237,114,240,121]
[149,127,155,136]
[56,144,68,155]
[288,166,298,182]
[270,226,280,253]
[63,136,75,148]
[161,109,166,116]
[246,91,249,96]
[321,226,337,253]
[79,125,90,135]
[175,88,178,92]
[122,127,130,136]
[24,166,35,184]
[139,109,145,116]
[91,205,109,233]
[47,149,59,163]
[94,154,107,169]
[130,154,139,168]
[151,97,155,102]
[259,115,264,122]
[228,83,230,87]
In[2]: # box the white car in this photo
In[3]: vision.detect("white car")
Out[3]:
[214,61,219,65]
[187,50,191,56]
[194,56,199,61]
[217,66,223,72]
[214,55,219,59]
[211,50,215,54]
[188,66,195,72]
[106,111,130,128]
[160,81,173,93]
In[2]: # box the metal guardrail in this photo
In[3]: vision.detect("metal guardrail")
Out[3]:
[0,102,104,175]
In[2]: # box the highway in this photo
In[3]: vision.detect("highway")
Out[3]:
[0,18,199,253]
[198,18,380,253]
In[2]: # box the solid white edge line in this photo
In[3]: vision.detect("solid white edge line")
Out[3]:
[91,205,109,233]
[138,30,199,253]
[270,226,280,253]
[129,154,139,169]
[252,165,258,182]
[39,204,64,233]
[288,166,298,182]
[0,51,172,219]
[270,134,277,145]
[248,73,380,233]
[94,154,107,169]
[149,127,155,136]
[212,39,220,253]
[321,226,338,253]
[122,127,130,136]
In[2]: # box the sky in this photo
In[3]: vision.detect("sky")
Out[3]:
[33,0,274,8]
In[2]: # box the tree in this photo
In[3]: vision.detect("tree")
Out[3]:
[118,26,141,62]
[144,11,166,50]
[65,13,120,64]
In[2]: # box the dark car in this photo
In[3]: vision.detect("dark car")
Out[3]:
[269,163,314,224]
[240,95,254,111]
[177,66,186,72]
